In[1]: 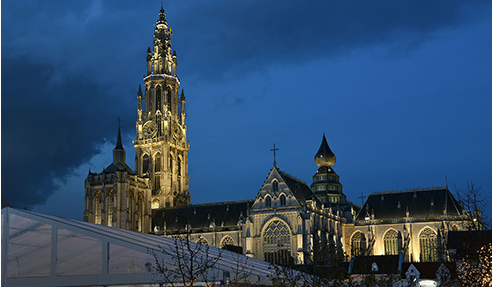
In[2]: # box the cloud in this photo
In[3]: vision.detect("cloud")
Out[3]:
[0,57,134,208]
[2,0,491,209]
[173,0,492,82]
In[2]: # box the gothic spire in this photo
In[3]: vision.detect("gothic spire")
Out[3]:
[115,118,124,150]
[113,119,126,166]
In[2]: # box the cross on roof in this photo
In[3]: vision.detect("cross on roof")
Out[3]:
[359,192,367,205]
[117,117,121,128]
[270,143,279,167]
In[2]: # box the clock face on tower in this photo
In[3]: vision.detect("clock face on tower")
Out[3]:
[143,120,158,138]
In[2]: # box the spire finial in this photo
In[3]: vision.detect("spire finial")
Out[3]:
[270,143,279,167]
[115,118,124,150]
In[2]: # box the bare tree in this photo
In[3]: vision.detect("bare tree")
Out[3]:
[226,252,260,286]
[149,220,223,287]
[268,246,350,287]
[455,181,490,230]
[457,243,492,287]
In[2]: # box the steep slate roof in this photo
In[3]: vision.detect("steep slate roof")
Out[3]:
[101,162,135,174]
[356,187,463,221]
[278,170,321,207]
[152,200,254,233]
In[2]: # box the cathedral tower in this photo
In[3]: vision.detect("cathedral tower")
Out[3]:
[133,6,190,209]
[311,134,346,204]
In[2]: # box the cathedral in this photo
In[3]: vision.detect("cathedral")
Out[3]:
[84,6,469,265]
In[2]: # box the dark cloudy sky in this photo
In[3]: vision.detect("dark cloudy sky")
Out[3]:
[2,0,492,220]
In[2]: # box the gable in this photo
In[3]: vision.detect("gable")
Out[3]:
[251,167,312,211]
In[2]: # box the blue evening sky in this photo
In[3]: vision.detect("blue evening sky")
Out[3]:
[2,1,492,221]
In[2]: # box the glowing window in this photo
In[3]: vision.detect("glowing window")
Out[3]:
[94,191,102,225]
[419,227,438,262]
[384,229,399,255]
[263,220,291,265]
[151,198,159,209]
[351,232,363,256]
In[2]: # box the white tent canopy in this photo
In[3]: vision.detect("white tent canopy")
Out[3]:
[1,208,273,286]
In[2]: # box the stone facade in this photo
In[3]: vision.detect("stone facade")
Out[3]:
[85,5,468,265]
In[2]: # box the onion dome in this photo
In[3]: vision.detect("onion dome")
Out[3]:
[314,134,336,167]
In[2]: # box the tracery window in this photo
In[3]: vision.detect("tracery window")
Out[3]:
[265,196,272,208]
[197,237,209,245]
[94,191,102,225]
[280,194,286,206]
[384,229,399,255]
[220,235,235,248]
[351,231,363,256]
[272,180,279,192]
[419,227,438,262]
[263,220,292,265]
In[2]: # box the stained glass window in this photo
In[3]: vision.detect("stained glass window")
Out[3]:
[384,229,398,255]
[419,227,437,262]
[220,236,235,248]
[351,232,362,256]
[263,220,292,265]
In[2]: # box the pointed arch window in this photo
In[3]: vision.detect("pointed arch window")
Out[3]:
[156,85,162,111]
[169,155,174,190]
[197,237,209,245]
[384,229,399,255]
[263,220,292,265]
[351,232,363,256]
[107,189,115,227]
[142,154,150,174]
[420,227,438,262]
[127,192,135,230]
[155,153,161,172]
[272,180,279,192]
[220,235,235,248]
[280,194,286,206]
[137,193,144,232]
[94,191,102,225]
[265,196,272,208]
